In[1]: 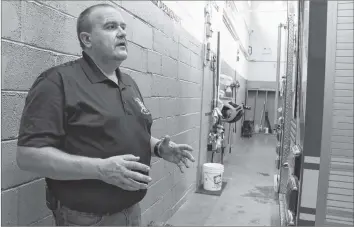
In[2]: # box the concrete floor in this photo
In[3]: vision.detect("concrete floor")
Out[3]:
[166,134,280,226]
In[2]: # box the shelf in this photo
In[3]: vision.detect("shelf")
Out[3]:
[247,88,276,92]
[220,96,233,100]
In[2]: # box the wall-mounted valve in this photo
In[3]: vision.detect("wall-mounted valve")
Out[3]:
[206,23,213,38]
[211,54,217,70]
[207,124,225,152]
[206,42,211,61]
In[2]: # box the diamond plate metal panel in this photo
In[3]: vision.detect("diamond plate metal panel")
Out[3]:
[280,1,296,194]
[279,193,288,226]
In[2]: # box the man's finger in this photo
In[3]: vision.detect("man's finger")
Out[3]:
[177,162,185,173]
[124,161,150,172]
[121,177,148,190]
[181,157,190,168]
[123,169,152,184]
[162,135,171,145]
[121,155,140,161]
[181,150,195,162]
[177,144,194,152]
[120,183,139,191]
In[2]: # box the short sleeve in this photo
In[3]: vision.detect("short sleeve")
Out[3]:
[17,72,66,148]
[131,80,144,103]
[129,77,152,135]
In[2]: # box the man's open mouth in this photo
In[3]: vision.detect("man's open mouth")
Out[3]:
[117,43,126,47]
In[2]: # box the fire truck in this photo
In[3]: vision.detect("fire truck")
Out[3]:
[274,1,353,226]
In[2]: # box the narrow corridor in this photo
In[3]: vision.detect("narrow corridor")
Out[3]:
[167,134,280,226]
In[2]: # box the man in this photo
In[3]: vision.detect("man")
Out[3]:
[16,4,195,226]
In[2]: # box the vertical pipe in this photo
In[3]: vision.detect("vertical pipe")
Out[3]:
[274,23,283,127]
[254,89,258,121]
[216,32,221,104]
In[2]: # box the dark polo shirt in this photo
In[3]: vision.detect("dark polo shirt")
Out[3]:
[17,52,153,214]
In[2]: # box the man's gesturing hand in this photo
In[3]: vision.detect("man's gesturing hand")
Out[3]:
[157,135,195,173]
[98,154,152,191]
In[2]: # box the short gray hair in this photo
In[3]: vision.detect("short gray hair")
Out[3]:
[76,4,117,49]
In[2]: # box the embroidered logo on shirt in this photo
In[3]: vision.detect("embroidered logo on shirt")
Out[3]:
[134,98,150,115]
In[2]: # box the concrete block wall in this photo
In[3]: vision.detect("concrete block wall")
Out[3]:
[1,1,207,225]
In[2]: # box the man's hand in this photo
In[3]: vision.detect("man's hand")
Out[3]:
[157,136,195,173]
[98,154,152,191]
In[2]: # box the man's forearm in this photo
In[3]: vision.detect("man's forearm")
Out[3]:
[150,136,161,157]
[17,146,103,181]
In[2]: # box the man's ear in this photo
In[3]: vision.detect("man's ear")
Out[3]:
[80,32,92,48]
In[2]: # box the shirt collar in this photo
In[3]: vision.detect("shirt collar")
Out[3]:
[79,51,131,87]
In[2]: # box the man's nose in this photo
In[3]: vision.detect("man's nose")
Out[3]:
[117,27,126,38]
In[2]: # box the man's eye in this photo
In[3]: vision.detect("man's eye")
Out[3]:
[107,25,116,29]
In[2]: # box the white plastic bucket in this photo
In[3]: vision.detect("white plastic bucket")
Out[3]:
[265,127,269,134]
[203,163,224,191]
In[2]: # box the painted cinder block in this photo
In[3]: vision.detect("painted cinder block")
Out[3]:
[172,183,192,212]
[131,19,154,49]
[117,7,135,41]
[178,43,191,65]
[1,140,39,190]
[1,92,27,141]
[56,54,80,65]
[159,98,179,118]
[151,118,168,138]
[192,67,203,84]
[190,52,203,70]
[147,50,162,75]
[29,215,54,226]
[164,161,176,176]
[177,113,201,133]
[1,0,21,41]
[18,179,51,225]
[189,42,204,57]
[179,30,193,52]
[121,42,148,72]
[21,1,81,56]
[178,98,201,115]
[164,117,179,136]
[149,160,165,186]
[121,1,162,29]
[141,199,164,226]
[178,61,191,82]
[151,74,177,97]
[179,81,201,98]
[163,14,180,42]
[129,71,153,98]
[161,56,178,79]
[1,41,57,91]
[141,174,174,213]
[153,29,170,56]
[168,40,179,61]
[168,79,180,98]
[144,97,161,119]
[37,0,119,18]
[1,189,19,226]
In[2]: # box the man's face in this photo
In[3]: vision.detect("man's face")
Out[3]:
[87,7,128,61]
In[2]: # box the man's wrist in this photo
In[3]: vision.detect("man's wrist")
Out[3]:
[82,157,106,181]
[154,140,163,158]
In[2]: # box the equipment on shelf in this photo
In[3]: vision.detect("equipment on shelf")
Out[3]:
[208,100,250,163]
[220,102,250,123]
